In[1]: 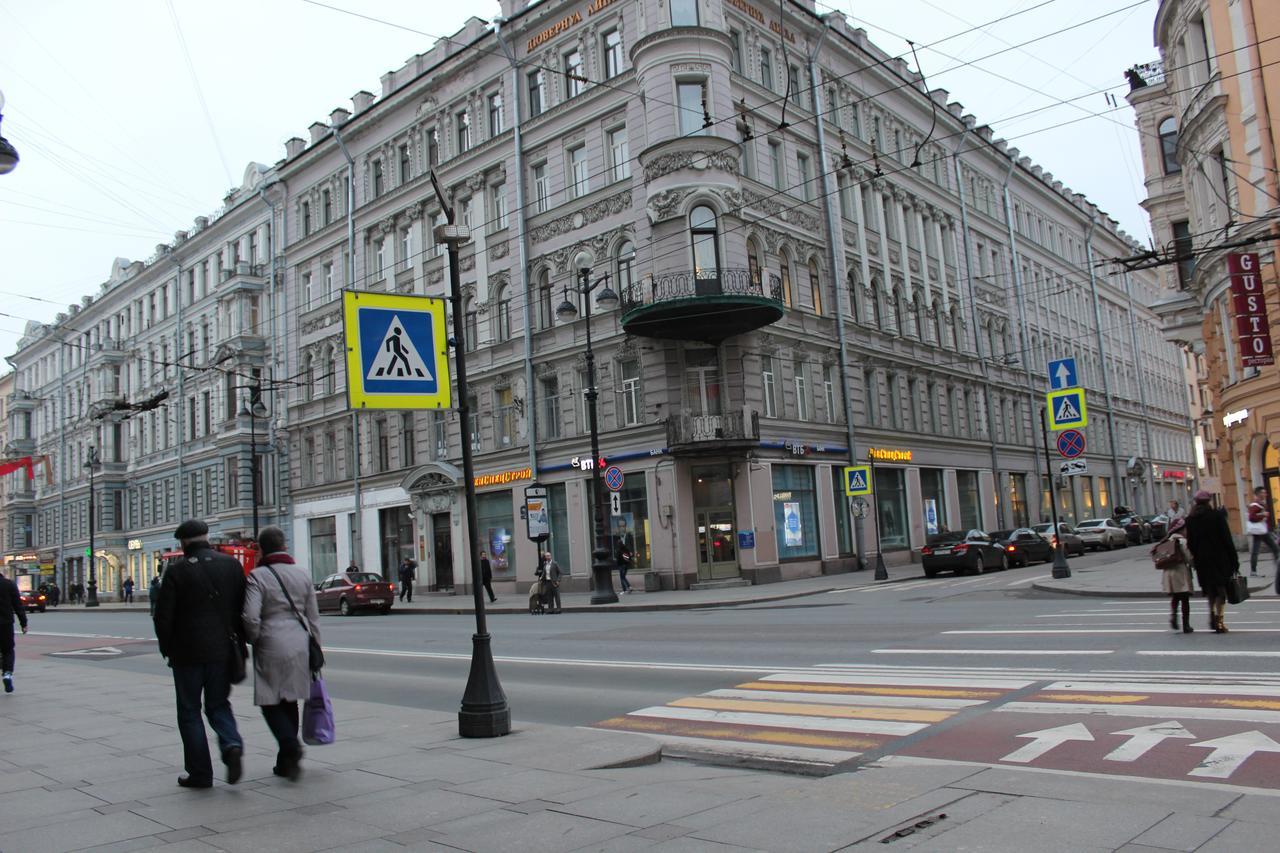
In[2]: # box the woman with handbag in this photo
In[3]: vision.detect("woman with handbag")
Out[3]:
[1184,490,1239,633]
[242,526,322,780]
[1152,517,1194,633]
[1246,487,1279,578]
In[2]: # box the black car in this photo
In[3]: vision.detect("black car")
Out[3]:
[1117,515,1152,544]
[991,528,1054,567]
[19,589,47,612]
[921,530,1009,577]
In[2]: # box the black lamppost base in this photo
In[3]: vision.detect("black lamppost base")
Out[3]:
[85,579,100,607]
[873,553,889,581]
[590,558,618,605]
[1051,548,1072,579]
[458,633,510,738]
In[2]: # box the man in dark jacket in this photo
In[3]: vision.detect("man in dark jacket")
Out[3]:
[153,520,246,788]
[398,557,417,602]
[1,568,29,693]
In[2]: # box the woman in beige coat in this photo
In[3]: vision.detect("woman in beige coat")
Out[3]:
[1155,516,1195,633]
[242,526,321,780]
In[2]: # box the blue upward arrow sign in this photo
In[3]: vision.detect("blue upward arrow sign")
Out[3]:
[1048,358,1078,390]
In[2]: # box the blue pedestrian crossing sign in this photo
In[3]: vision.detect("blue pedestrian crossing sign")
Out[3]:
[843,465,872,496]
[343,291,451,410]
[1047,357,1078,390]
[1047,387,1088,430]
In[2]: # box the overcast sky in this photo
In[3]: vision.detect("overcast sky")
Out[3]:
[0,0,1159,365]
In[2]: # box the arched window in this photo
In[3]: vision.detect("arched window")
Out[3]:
[302,353,315,402]
[747,240,762,287]
[1157,117,1180,175]
[324,346,336,395]
[464,297,478,350]
[617,241,635,296]
[690,205,720,291]
[537,270,553,329]
[808,260,823,315]
[870,278,883,327]
[931,300,944,346]
[848,271,861,322]
[780,256,793,307]
[495,285,511,342]
[951,306,964,350]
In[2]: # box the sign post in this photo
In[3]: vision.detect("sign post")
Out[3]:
[865,457,887,580]
[1040,407,1071,579]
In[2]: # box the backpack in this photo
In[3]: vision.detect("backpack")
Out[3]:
[1152,537,1182,570]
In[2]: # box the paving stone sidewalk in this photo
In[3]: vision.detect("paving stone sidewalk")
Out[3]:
[1033,548,1277,598]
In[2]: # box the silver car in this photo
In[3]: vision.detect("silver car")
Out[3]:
[1030,522,1086,557]
[1074,518,1128,551]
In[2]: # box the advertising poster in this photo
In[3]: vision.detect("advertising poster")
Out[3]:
[783,501,803,547]
[924,499,939,535]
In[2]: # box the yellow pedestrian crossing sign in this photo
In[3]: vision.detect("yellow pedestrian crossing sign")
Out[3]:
[343,291,452,410]
[1046,387,1088,430]
[843,465,872,496]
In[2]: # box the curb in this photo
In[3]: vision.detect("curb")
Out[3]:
[1032,577,1275,599]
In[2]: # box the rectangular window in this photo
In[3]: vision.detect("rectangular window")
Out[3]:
[832,468,853,556]
[677,81,707,135]
[564,49,584,98]
[568,145,589,199]
[374,239,387,276]
[760,47,773,91]
[375,417,390,472]
[399,144,411,184]
[864,369,879,426]
[729,29,742,74]
[619,359,640,426]
[1172,220,1195,287]
[762,356,777,418]
[772,464,818,560]
[532,163,550,213]
[741,136,755,179]
[793,361,808,421]
[401,412,416,467]
[301,201,311,236]
[875,466,908,549]
[495,387,515,446]
[492,182,508,229]
[769,141,784,189]
[920,468,948,535]
[671,0,698,26]
[797,152,811,200]
[302,272,313,308]
[539,376,561,440]
[372,160,384,197]
[603,29,623,79]
[824,366,837,423]
[322,189,331,225]
[788,63,804,108]
[427,128,439,167]
[957,470,982,531]
[527,70,545,117]
[456,110,471,152]
[608,127,630,181]
[322,263,333,302]
[487,92,504,137]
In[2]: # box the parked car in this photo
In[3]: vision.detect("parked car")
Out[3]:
[1075,518,1129,550]
[921,530,1009,577]
[1030,522,1086,556]
[1116,514,1152,544]
[18,588,47,612]
[991,528,1054,567]
[315,573,396,615]
[1143,514,1169,540]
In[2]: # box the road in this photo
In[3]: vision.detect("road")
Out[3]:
[20,547,1280,790]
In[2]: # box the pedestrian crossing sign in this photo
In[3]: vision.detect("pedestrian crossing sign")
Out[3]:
[1046,387,1088,430]
[343,291,452,410]
[843,465,872,496]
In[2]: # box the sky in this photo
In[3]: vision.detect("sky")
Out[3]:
[0,0,1161,365]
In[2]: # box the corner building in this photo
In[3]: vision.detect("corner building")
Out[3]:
[278,0,1192,593]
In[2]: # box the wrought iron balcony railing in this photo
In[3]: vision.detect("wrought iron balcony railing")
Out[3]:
[620,268,782,313]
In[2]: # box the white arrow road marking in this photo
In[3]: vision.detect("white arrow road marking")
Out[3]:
[1104,721,1195,762]
[1188,731,1280,778]
[1001,722,1094,763]
[50,646,124,657]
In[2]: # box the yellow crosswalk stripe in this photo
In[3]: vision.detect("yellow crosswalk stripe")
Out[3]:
[669,696,953,723]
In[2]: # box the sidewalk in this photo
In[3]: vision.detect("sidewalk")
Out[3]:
[4,655,1280,851]
[1033,548,1277,598]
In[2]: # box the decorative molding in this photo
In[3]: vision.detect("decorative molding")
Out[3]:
[529,189,631,244]
[740,189,821,234]
[490,240,510,259]
[642,150,738,184]
[646,189,690,223]
[461,254,476,271]
[466,173,485,193]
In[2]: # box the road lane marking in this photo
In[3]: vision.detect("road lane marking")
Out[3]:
[1188,731,1280,778]
[871,649,1114,656]
[1005,574,1051,586]
[998,702,1280,724]
[1137,651,1280,658]
[705,688,980,710]
[627,705,930,736]
[945,629,1168,634]
[31,631,153,641]
[746,680,1007,699]
[668,696,952,723]
[1045,680,1280,696]
[759,672,1032,689]
[1001,722,1094,763]
[1104,722,1195,762]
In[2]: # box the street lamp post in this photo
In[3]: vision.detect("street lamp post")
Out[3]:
[0,90,19,175]
[238,388,267,539]
[556,250,620,605]
[84,446,101,606]
[431,170,510,738]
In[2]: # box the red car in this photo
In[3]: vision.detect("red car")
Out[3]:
[315,573,395,616]
[19,589,47,612]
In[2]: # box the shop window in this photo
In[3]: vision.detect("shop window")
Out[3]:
[379,506,414,579]
[772,464,819,560]
[585,475,651,569]
[1009,472,1029,527]
[957,469,981,531]
[920,468,948,535]
[477,491,515,579]
[309,516,337,581]
[874,466,909,550]
[548,482,572,573]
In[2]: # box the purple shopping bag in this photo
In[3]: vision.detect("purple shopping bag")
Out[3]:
[303,677,335,745]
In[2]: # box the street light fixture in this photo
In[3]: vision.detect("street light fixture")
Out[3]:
[0,90,19,175]
[557,249,620,605]
[84,446,102,606]
[238,390,268,539]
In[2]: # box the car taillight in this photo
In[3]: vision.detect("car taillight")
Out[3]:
[954,544,969,554]
[1006,545,1016,552]
[921,546,932,555]
[354,584,362,591]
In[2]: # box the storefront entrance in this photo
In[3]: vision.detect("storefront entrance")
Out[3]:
[693,465,738,581]
[432,512,453,591]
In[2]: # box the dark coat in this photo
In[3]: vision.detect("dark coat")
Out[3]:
[480,558,492,584]
[1,575,27,628]
[153,543,246,665]
[1184,506,1238,592]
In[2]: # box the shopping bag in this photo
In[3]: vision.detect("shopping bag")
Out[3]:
[1226,573,1251,606]
[302,677,336,745]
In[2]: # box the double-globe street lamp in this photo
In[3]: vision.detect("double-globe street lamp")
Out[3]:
[556,249,620,605]
[0,90,19,175]
[84,446,102,606]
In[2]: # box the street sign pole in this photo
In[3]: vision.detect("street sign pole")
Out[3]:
[868,455,888,581]
[1040,407,1071,579]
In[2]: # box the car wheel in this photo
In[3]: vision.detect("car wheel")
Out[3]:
[339,598,352,617]
[973,553,986,574]
[999,553,1010,571]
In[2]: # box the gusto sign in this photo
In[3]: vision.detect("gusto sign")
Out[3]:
[1228,252,1274,368]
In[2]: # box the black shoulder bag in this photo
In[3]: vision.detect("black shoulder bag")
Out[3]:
[262,562,325,676]
[192,557,248,684]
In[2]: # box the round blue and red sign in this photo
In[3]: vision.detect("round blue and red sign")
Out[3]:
[1057,429,1086,459]
[603,465,625,492]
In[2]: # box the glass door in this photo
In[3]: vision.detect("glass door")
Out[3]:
[692,465,738,581]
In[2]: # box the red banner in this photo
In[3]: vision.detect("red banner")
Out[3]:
[1228,252,1275,368]
[0,457,35,479]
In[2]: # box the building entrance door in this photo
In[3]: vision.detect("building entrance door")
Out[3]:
[431,512,453,591]
[692,465,738,581]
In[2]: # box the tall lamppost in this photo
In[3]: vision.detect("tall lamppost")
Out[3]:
[0,90,19,175]
[238,387,267,539]
[556,249,620,605]
[84,446,102,606]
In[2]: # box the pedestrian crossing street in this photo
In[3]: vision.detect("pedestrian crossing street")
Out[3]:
[590,663,1280,786]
